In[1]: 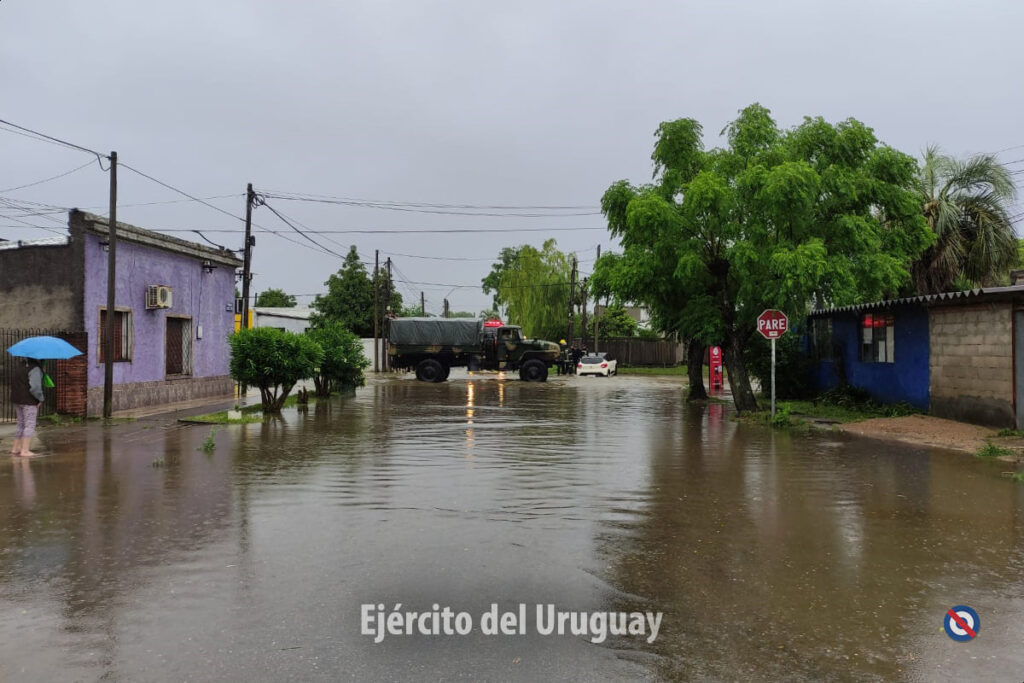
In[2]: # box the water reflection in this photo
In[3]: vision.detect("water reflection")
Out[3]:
[0,374,1023,680]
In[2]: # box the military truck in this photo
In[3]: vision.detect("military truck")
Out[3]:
[387,318,560,382]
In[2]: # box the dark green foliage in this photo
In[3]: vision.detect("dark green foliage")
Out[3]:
[311,246,401,336]
[229,327,323,412]
[255,288,297,307]
[913,147,1018,293]
[744,332,814,399]
[306,322,370,397]
[590,303,638,338]
[596,104,932,413]
[816,384,919,417]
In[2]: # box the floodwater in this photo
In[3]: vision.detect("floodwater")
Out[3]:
[2,372,1024,681]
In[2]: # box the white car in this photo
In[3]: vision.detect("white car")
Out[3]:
[577,353,617,377]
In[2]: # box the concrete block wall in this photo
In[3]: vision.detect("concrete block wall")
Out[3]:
[929,303,1014,427]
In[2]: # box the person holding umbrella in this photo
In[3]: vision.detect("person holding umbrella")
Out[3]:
[6,335,83,458]
[9,357,44,457]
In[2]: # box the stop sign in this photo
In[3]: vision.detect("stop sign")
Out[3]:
[757,309,788,339]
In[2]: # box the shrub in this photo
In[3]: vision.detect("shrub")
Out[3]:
[229,328,323,412]
[305,322,370,397]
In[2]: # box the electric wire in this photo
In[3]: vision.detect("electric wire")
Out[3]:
[0,159,96,194]
[257,199,346,259]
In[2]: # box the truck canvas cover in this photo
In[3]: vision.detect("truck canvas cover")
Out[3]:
[389,318,483,347]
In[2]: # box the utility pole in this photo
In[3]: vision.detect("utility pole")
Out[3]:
[567,255,577,343]
[384,258,392,371]
[581,277,589,351]
[241,183,254,331]
[443,298,450,318]
[102,151,117,419]
[373,249,380,372]
[421,291,425,317]
[594,245,601,354]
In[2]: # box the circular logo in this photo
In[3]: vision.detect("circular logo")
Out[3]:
[944,605,980,642]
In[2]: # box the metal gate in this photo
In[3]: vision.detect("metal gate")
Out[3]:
[0,328,67,422]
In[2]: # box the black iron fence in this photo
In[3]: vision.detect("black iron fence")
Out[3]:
[0,328,66,422]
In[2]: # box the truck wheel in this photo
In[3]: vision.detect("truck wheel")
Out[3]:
[415,359,445,382]
[519,359,548,382]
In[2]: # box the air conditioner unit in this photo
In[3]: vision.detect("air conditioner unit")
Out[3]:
[146,285,173,309]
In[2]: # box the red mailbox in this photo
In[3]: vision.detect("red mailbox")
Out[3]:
[708,345,723,390]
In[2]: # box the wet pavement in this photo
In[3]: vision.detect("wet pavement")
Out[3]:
[2,371,1024,681]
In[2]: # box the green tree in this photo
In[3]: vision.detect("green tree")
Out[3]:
[481,247,522,310]
[911,146,1018,293]
[589,302,638,338]
[450,311,477,318]
[312,246,402,336]
[255,288,297,307]
[599,104,931,412]
[229,328,322,412]
[306,321,370,397]
[488,239,572,341]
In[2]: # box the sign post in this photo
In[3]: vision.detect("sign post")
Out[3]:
[756,309,789,418]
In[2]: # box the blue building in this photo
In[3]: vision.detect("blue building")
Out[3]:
[807,284,1024,428]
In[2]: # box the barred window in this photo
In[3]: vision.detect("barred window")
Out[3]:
[99,308,132,362]
[860,313,894,363]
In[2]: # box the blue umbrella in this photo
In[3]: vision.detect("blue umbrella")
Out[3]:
[6,335,83,360]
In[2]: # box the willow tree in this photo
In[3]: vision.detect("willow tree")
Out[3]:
[912,146,1018,293]
[600,104,932,412]
[486,239,572,340]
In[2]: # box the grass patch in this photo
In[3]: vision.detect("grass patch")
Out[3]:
[1011,472,1024,483]
[184,410,262,425]
[737,403,811,432]
[39,413,85,426]
[997,428,1024,438]
[772,385,921,424]
[976,441,1013,458]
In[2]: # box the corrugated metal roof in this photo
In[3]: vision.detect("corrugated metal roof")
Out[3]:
[0,235,70,251]
[810,285,1024,316]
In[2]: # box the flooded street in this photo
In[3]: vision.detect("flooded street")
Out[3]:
[3,372,1024,681]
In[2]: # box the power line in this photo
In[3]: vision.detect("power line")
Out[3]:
[119,163,246,224]
[0,159,97,194]
[0,118,107,163]
[257,189,598,211]
[138,225,606,235]
[258,192,600,218]
[258,198,346,259]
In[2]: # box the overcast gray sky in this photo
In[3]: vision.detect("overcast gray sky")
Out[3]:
[2,0,1022,314]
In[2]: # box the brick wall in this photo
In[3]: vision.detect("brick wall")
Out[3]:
[56,332,88,417]
[929,303,1014,427]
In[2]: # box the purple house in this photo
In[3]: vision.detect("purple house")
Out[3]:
[0,210,242,415]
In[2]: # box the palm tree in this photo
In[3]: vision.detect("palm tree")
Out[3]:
[912,146,1018,294]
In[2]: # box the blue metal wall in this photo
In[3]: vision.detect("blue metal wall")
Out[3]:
[810,305,930,409]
